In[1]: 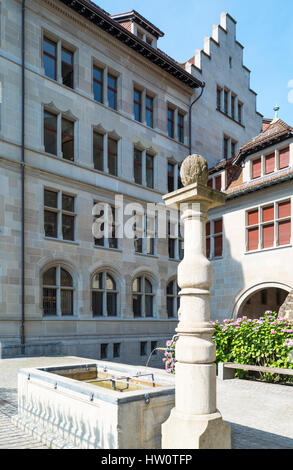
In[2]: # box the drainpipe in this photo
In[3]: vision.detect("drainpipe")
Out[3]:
[21,0,26,354]
[189,83,205,155]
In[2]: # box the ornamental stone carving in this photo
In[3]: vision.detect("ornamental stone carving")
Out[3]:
[180,154,209,187]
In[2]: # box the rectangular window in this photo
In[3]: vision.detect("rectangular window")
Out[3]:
[252,158,261,179]
[246,200,291,251]
[62,194,75,241]
[93,132,104,171]
[94,204,118,250]
[231,141,237,158]
[44,189,58,238]
[224,90,228,114]
[108,137,118,176]
[151,341,158,355]
[167,108,174,138]
[265,153,275,174]
[134,149,142,185]
[134,89,142,122]
[44,189,75,241]
[43,38,57,80]
[101,343,108,360]
[168,217,184,260]
[108,75,117,110]
[215,175,222,191]
[168,162,175,192]
[223,137,229,160]
[146,154,154,189]
[207,179,213,188]
[44,111,57,155]
[93,66,103,103]
[206,218,223,259]
[61,118,74,161]
[231,95,235,120]
[146,95,153,128]
[279,147,290,169]
[113,343,121,358]
[61,48,74,88]
[217,87,222,111]
[177,113,184,143]
[238,102,243,124]
[177,165,183,189]
[140,341,147,356]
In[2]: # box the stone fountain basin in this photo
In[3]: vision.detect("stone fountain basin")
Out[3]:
[14,360,175,449]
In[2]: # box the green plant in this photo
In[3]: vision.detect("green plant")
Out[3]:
[164,312,293,383]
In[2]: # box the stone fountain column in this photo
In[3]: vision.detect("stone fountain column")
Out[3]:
[161,154,231,449]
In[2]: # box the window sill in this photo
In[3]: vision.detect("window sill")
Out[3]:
[44,237,80,246]
[43,316,79,320]
[168,257,182,262]
[208,256,223,261]
[93,245,122,253]
[245,244,292,255]
[134,252,159,259]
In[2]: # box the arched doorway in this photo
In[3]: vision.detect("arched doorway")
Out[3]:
[234,283,291,319]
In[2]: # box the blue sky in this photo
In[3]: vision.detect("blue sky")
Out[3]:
[94,0,293,124]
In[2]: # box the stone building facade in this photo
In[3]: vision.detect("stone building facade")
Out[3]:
[0,0,262,363]
[207,117,293,321]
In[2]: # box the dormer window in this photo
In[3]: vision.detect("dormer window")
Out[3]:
[250,146,290,180]
[137,30,144,40]
[146,36,153,46]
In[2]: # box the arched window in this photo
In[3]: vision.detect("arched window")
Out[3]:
[133,276,154,318]
[167,280,180,318]
[92,271,118,317]
[43,266,74,316]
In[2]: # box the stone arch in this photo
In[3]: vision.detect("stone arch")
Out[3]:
[233,282,292,319]
[39,258,79,317]
[131,268,159,319]
[90,264,123,318]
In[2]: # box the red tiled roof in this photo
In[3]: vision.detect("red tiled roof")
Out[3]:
[233,119,293,165]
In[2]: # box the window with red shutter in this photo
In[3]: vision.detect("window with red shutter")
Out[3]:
[278,220,291,246]
[265,153,275,174]
[252,158,261,179]
[278,200,291,219]
[248,209,259,226]
[214,219,223,234]
[206,238,211,259]
[262,224,274,248]
[248,227,259,251]
[206,222,211,237]
[207,179,213,188]
[279,147,290,169]
[262,205,274,223]
[214,235,223,257]
[215,175,222,191]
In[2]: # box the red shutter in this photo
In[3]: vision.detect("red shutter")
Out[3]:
[262,205,274,222]
[214,219,223,234]
[263,224,274,248]
[248,227,259,251]
[279,147,290,169]
[206,238,211,258]
[252,158,261,179]
[214,235,223,257]
[265,153,275,174]
[215,175,222,191]
[207,179,213,188]
[248,209,259,226]
[278,220,291,246]
[278,200,291,219]
[206,222,211,237]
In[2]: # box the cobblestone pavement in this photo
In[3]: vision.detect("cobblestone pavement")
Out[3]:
[0,356,292,449]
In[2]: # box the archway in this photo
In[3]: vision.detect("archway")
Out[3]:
[233,282,292,319]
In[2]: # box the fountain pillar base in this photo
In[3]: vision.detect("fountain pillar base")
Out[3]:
[162,408,231,449]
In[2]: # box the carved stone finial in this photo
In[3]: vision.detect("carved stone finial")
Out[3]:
[180,154,209,187]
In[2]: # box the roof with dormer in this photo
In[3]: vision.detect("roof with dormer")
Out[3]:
[110,10,165,38]
[58,0,203,89]
[233,119,293,165]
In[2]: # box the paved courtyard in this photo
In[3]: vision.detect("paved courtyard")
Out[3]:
[0,356,292,449]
